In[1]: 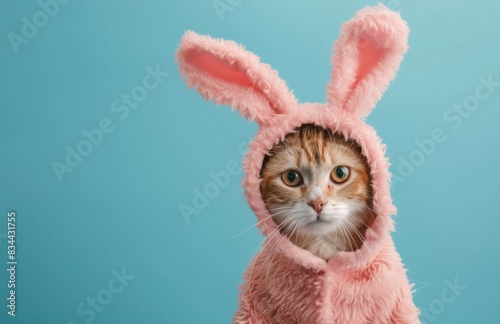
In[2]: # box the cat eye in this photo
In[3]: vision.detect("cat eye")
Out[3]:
[330,166,350,184]
[281,170,303,187]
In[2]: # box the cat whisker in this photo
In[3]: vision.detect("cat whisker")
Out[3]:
[345,203,381,240]
[226,217,293,279]
[342,218,376,269]
[267,219,301,284]
[411,285,430,295]
[342,218,373,257]
[261,218,297,269]
[409,279,435,288]
[340,220,359,252]
[263,220,298,288]
[337,220,351,252]
[227,207,293,239]
[247,217,296,284]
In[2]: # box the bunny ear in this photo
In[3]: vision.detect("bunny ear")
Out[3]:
[326,4,409,118]
[176,31,297,126]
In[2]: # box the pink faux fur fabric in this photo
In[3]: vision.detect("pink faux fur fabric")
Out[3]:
[176,4,420,323]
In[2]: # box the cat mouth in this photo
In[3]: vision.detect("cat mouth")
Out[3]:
[305,212,343,228]
[316,215,329,222]
[302,216,337,235]
[307,214,332,225]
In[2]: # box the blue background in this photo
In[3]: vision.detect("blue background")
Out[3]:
[1,0,499,323]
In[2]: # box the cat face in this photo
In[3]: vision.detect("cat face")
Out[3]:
[260,124,373,244]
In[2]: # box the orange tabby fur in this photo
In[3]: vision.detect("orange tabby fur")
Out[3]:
[260,124,375,260]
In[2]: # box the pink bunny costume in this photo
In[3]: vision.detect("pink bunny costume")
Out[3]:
[176,4,420,323]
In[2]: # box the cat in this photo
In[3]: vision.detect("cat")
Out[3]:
[178,10,421,320]
[260,124,375,261]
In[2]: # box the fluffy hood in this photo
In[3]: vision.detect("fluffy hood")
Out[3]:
[176,4,409,272]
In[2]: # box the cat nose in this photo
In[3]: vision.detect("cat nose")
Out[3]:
[307,199,325,213]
